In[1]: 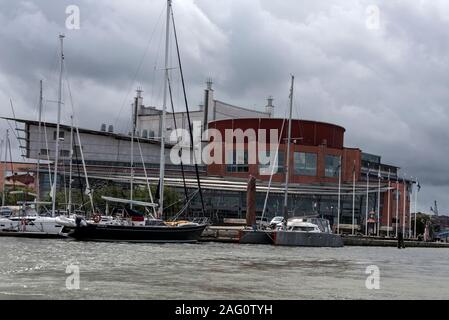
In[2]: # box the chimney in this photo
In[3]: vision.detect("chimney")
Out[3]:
[265,96,274,117]
[203,78,215,131]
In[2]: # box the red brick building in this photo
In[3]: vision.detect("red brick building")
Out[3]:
[206,118,413,236]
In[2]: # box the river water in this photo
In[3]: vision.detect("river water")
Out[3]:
[0,237,448,299]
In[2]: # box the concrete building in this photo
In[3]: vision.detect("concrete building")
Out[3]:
[136,80,272,139]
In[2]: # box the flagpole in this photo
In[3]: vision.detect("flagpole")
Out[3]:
[337,156,342,234]
[377,166,381,237]
[351,160,356,235]
[395,176,399,238]
[414,179,419,238]
[402,174,406,238]
[386,169,391,238]
[365,168,370,236]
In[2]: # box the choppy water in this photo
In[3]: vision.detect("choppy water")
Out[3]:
[0,237,448,299]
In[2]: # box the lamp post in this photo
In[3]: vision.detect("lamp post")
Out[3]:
[336,157,342,234]
[365,168,370,236]
[377,166,381,237]
[386,169,391,238]
[352,160,356,235]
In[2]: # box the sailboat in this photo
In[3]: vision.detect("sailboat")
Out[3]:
[0,79,67,238]
[239,76,343,247]
[69,0,208,242]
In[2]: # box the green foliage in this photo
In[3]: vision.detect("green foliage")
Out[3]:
[0,187,36,206]
[42,182,181,216]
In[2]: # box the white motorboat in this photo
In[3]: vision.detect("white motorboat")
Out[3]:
[0,201,66,238]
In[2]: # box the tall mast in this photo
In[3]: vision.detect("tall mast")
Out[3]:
[36,80,43,210]
[158,0,171,218]
[283,75,294,225]
[1,130,9,206]
[130,89,140,209]
[68,114,74,214]
[51,34,65,217]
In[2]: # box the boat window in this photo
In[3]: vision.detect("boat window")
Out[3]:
[292,226,316,232]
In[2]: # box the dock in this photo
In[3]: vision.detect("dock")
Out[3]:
[200,226,449,248]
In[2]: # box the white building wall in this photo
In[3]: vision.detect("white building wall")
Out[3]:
[27,124,171,164]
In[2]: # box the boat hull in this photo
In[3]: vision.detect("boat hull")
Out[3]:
[69,223,207,243]
[239,230,275,244]
[274,230,344,247]
[0,216,65,238]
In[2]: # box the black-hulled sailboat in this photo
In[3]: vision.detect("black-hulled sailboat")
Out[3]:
[69,0,208,242]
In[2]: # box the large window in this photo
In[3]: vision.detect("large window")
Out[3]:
[259,150,284,175]
[226,150,249,173]
[325,155,341,178]
[53,131,65,141]
[294,152,317,176]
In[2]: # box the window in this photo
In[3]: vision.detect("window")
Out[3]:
[40,148,49,156]
[325,155,341,178]
[60,150,70,157]
[226,150,248,173]
[259,150,284,175]
[53,131,65,141]
[294,152,317,176]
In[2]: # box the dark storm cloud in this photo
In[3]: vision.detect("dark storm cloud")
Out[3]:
[0,0,448,213]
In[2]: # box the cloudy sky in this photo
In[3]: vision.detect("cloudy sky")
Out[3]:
[0,0,448,214]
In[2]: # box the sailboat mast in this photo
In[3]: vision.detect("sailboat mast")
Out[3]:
[36,80,43,209]
[130,95,136,209]
[68,115,74,214]
[51,34,65,217]
[283,75,294,224]
[1,130,8,206]
[158,0,171,218]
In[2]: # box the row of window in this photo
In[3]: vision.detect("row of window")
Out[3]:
[226,150,341,177]
[39,146,82,158]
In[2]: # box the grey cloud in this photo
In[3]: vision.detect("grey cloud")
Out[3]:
[0,0,448,213]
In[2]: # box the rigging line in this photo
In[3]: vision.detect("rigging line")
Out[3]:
[42,122,53,193]
[169,189,200,222]
[114,5,165,132]
[260,113,288,223]
[167,74,189,204]
[7,135,16,191]
[9,100,25,161]
[135,135,157,218]
[63,64,90,215]
[170,6,206,217]
[150,8,167,110]
[73,139,87,216]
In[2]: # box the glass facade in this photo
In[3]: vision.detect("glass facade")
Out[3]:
[226,150,249,173]
[325,155,341,178]
[294,152,317,176]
